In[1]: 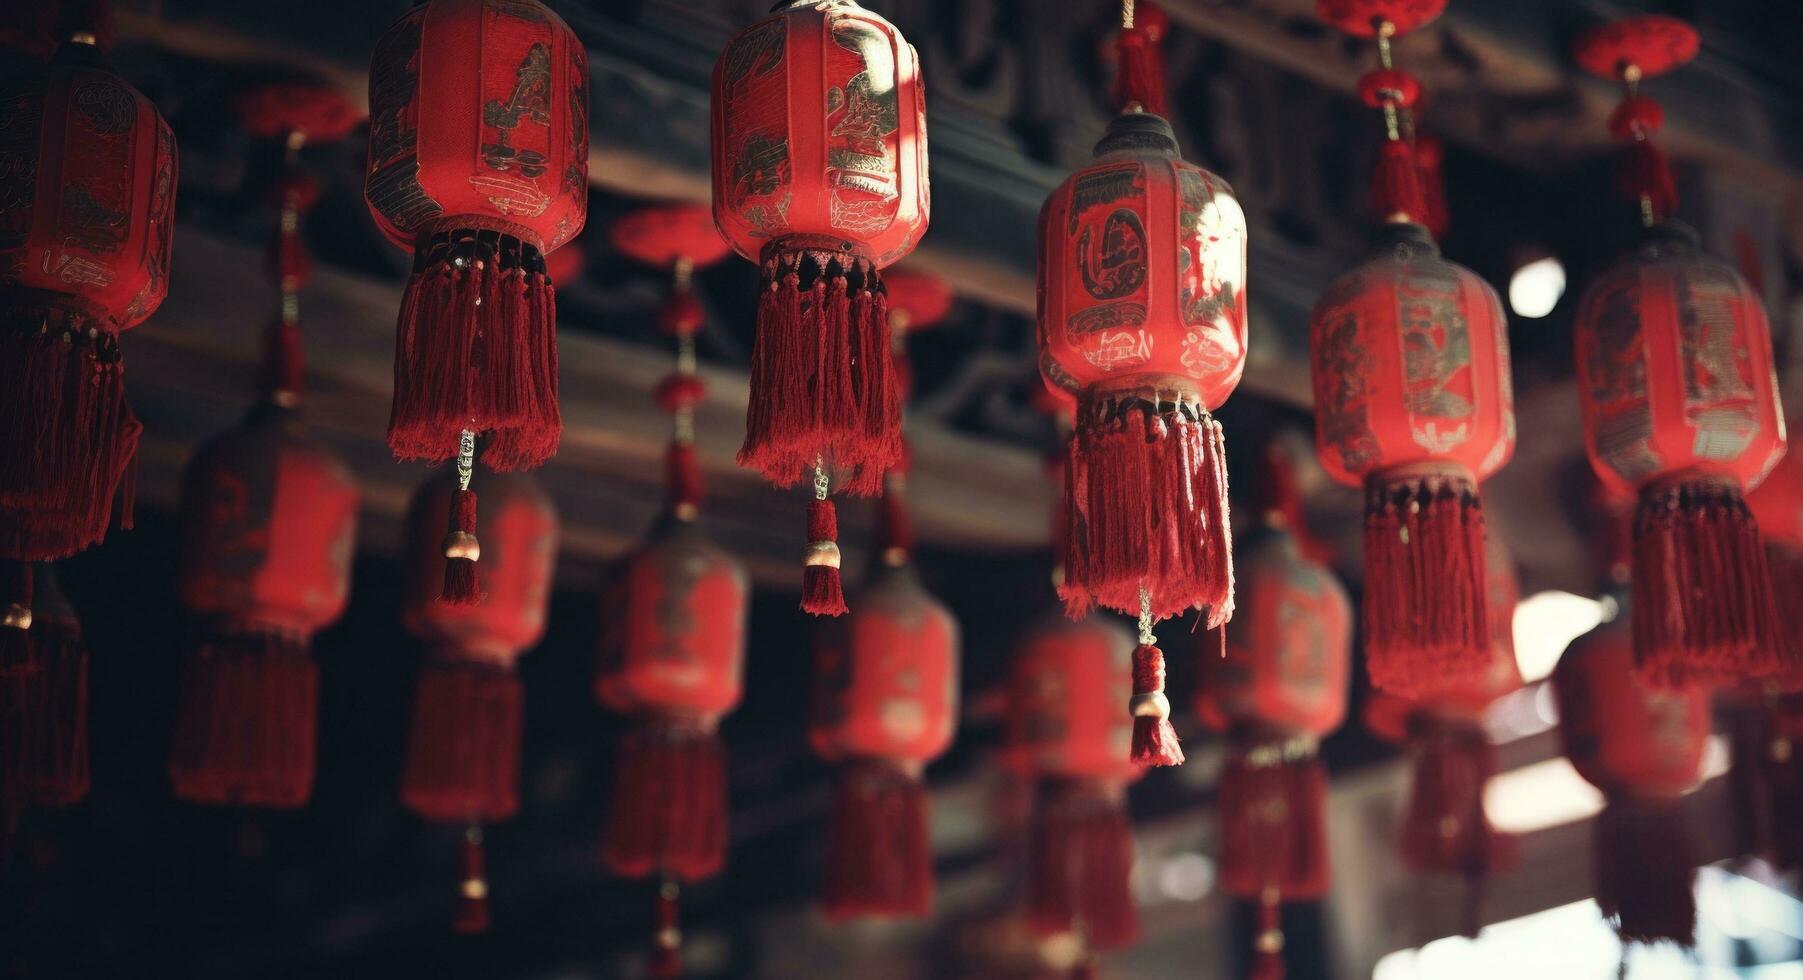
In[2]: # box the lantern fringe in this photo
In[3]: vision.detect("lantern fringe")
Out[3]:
[387,227,560,472]
[1595,797,1697,947]
[822,758,932,921]
[1218,742,1329,901]
[455,826,491,934]
[1060,396,1233,623]
[400,657,522,824]
[802,496,848,617]
[1631,479,1779,688]
[1770,544,1803,686]
[26,619,89,806]
[0,314,141,561]
[441,486,481,606]
[1619,139,1677,224]
[1025,779,1140,952]
[738,246,901,497]
[601,718,728,883]
[1372,138,1428,226]
[167,630,318,808]
[1130,643,1184,767]
[1362,470,1491,698]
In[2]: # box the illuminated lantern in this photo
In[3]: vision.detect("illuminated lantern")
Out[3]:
[400,469,557,933]
[1748,442,1802,676]
[711,0,929,615]
[0,20,176,562]
[809,482,958,920]
[1039,2,1245,769]
[1571,16,1788,688]
[598,204,746,975]
[1008,614,1142,954]
[1553,612,1710,946]
[364,0,588,602]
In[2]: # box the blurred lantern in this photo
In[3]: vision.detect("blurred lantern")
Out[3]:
[1725,693,1803,874]
[1310,0,1515,699]
[885,267,955,337]
[1198,441,1350,980]
[711,0,929,615]
[1008,615,1143,957]
[1039,0,1246,769]
[1572,16,1788,688]
[167,85,362,808]
[1747,426,1802,674]
[1553,610,1710,946]
[364,0,588,604]
[809,474,958,920]
[1,6,176,563]
[400,469,556,932]
[599,204,746,976]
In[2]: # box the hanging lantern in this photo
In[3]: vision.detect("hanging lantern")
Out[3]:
[1553,611,1710,946]
[0,17,177,562]
[1570,16,1787,688]
[400,468,556,933]
[809,478,958,920]
[1748,443,1802,677]
[364,0,588,603]
[598,203,747,974]
[711,0,930,615]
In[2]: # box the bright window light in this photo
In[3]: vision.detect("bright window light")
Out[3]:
[1508,255,1566,319]
[1512,591,1608,683]
[1483,736,1731,835]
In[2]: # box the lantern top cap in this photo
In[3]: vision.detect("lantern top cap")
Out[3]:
[1575,16,1699,82]
[1365,219,1441,258]
[1316,0,1446,39]
[1093,112,1180,159]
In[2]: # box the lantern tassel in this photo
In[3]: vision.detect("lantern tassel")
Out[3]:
[1619,138,1677,225]
[1595,798,1697,946]
[739,245,901,497]
[601,718,728,883]
[167,630,318,808]
[388,224,561,471]
[400,657,522,825]
[1113,1,1169,118]
[1372,137,1428,226]
[0,315,141,561]
[1060,395,1234,623]
[1218,740,1330,902]
[1631,478,1779,687]
[1362,469,1492,697]
[1130,641,1184,768]
[802,494,848,617]
[1025,780,1141,951]
[1768,544,1803,685]
[1400,718,1515,937]
[455,824,491,934]
[822,758,932,921]
[442,485,481,606]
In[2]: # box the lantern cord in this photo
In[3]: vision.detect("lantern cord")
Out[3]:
[1137,586,1154,646]
[650,879,682,979]
[1122,0,1133,29]
[456,430,476,492]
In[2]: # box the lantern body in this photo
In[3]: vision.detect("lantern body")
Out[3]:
[1198,532,1351,737]
[365,0,588,255]
[1554,618,1709,799]
[1007,614,1139,783]
[810,568,958,765]
[176,407,359,636]
[1310,224,1514,487]
[1574,226,1785,497]
[403,470,557,662]
[1,49,177,334]
[711,0,929,269]
[1038,116,1246,408]
[597,519,749,723]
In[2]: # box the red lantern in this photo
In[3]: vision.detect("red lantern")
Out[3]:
[365,0,587,605]
[810,530,959,920]
[1572,17,1788,688]
[711,0,929,613]
[1006,613,1142,952]
[1,27,176,562]
[400,468,556,933]
[1553,613,1710,945]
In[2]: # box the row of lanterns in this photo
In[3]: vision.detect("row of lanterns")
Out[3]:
[0,0,1796,974]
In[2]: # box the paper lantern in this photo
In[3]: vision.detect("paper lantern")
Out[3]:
[0,28,176,561]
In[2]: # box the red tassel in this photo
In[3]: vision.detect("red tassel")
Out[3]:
[1250,892,1286,980]
[601,719,728,883]
[167,631,318,808]
[1113,3,1169,118]
[26,606,89,806]
[1619,138,1677,224]
[455,825,492,934]
[0,311,141,561]
[822,758,932,921]
[1399,717,1514,929]
[1632,479,1778,687]
[1362,470,1492,698]
[387,225,561,471]
[1129,643,1184,767]
[400,657,522,824]
[1218,738,1329,901]
[1025,779,1140,951]
[1372,138,1428,226]
[1061,396,1233,623]
[738,246,901,496]
[1595,798,1697,947]
[802,496,848,617]
[649,881,682,980]
[665,443,703,518]
[441,486,481,606]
